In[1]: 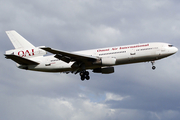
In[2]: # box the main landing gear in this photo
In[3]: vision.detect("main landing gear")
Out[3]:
[151,61,156,70]
[80,71,90,81]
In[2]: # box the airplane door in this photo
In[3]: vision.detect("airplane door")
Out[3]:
[129,49,136,60]
[45,58,51,66]
[156,47,166,57]
[156,44,166,55]
[130,49,136,56]
[156,49,161,56]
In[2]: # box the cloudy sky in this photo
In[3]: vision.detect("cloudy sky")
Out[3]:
[1,0,180,120]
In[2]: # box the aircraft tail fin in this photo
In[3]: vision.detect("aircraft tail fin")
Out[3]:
[6,30,35,49]
[5,30,47,59]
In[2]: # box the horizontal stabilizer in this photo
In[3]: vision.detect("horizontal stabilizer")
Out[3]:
[5,54,39,65]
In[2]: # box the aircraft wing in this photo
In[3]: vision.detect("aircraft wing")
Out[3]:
[5,54,39,65]
[41,47,98,63]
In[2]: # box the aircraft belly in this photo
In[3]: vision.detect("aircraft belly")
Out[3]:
[26,61,73,72]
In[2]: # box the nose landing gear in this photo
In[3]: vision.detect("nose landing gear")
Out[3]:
[152,66,156,70]
[80,71,90,81]
[151,61,156,70]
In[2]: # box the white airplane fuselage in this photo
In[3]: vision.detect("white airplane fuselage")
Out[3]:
[21,42,178,72]
[5,31,178,80]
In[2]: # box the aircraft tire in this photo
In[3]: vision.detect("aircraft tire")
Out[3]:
[86,76,90,80]
[80,72,84,76]
[85,71,89,76]
[152,66,156,70]
[81,76,85,81]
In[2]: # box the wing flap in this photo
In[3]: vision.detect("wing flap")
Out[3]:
[41,47,97,63]
[5,54,39,65]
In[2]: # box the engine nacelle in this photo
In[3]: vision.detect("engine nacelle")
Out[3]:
[93,67,114,74]
[94,57,116,66]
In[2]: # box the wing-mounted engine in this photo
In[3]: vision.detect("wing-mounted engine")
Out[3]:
[93,67,114,74]
[93,57,116,66]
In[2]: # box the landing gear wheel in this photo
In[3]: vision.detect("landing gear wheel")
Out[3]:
[151,61,156,70]
[80,72,84,76]
[81,76,85,81]
[85,71,89,76]
[86,76,90,80]
[79,71,90,81]
[152,66,156,70]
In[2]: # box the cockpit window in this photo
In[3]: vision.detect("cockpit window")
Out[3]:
[168,45,173,47]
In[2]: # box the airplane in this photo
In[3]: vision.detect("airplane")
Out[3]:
[5,30,178,81]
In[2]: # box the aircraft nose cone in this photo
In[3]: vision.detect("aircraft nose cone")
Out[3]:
[170,47,178,54]
[174,47,178,53]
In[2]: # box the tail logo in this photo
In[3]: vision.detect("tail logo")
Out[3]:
[18,49,35,57]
